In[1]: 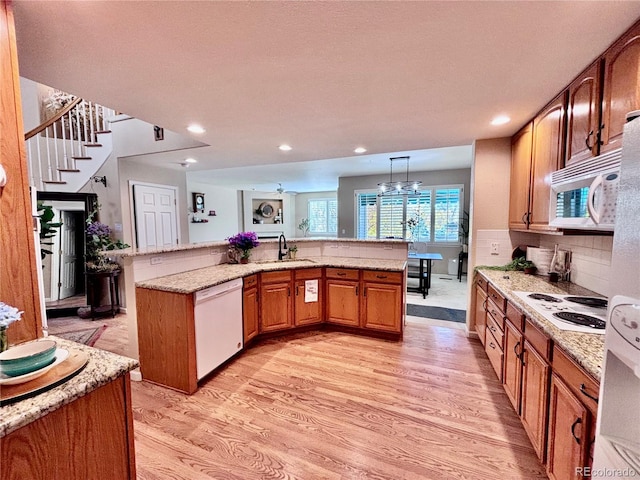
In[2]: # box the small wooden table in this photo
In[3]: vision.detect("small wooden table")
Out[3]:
[407,252,443,298]
[86,270,121,319]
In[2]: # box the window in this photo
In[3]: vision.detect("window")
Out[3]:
[355,185,464,243]
[308,199,337,235]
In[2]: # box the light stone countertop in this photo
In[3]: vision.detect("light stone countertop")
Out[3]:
[0,337,138,437]
[476,269,604,381]
[109,237,408,258]
[136,256,407,294]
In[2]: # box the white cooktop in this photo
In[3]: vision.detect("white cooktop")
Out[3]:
[513,291,607,335]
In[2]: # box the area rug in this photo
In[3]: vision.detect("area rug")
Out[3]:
[406,304,466,323]
[54,325,107,346]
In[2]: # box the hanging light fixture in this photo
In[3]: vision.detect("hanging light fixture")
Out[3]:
[377,156,422,196]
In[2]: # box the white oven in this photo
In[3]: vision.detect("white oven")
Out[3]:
[593,296,640,476]
[549,149,621,231]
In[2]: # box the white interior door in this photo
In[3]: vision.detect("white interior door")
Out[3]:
[58,210,78,300]
[133,184,178,249]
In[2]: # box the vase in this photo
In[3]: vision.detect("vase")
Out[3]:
[240,257,249,264]
[0,327,7,352]
[227,247,240,264]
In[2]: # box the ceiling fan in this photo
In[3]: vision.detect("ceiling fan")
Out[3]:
[275,183,298,195]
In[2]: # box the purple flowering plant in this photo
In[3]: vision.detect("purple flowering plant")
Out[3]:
[86,207,129,272]
[228,231,260,258]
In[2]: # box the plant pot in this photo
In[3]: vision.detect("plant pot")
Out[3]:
[523,267,537,275]
[240,257,249,264]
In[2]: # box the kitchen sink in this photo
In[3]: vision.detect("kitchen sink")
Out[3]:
[255,258,316,265]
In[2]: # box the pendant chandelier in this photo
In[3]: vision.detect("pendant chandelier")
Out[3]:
[378,156,422,196]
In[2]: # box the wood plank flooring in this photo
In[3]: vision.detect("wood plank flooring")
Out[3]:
[48,314,547,478]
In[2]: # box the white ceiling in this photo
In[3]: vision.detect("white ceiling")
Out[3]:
[12,1,640,191]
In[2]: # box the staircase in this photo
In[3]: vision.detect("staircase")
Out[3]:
[24,97,115,192]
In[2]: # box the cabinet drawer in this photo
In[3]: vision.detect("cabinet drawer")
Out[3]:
[485,329,504,380]
[295,267,323,280]
[486,298,505,331]
[486,312,504,348]
[326,268,359,281]
[243,274,258,289]
[476,274,488,292]
[362,270,402,284]
[524,317,552,361]
[506,301,524,332]
[487,284,506,312]
[552,346,599,415]
[261,270,292,284]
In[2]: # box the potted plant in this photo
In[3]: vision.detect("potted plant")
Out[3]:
[85,212,129,274]
[288,244,298,260]
[228,231,260,263]
[0,302,23,352]
[298,218,310,237]
[522,260,537,274]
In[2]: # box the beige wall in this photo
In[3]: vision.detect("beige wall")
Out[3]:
[294,191,338,237]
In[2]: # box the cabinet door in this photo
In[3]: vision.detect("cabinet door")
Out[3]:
[601,21,640,153]
[475,286,488,345]
[521,340,550,462]
[509,123,533,230]
[530,92,567,231]
[260,282,293,333]
[547,374,589,480]
[566,61,602,164]
[326,279,360,326]
[294,279,323,326]
[361,282,402,333]
[243,287,259,343]
[503,320,523,413]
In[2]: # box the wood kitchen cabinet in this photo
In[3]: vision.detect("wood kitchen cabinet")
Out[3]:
[326,268,361,327]
[509,123,534,230]
[566,61,602,165]
[503,318,523,412]
[601,20,640,154]
[294,268,323,326]
[260,270,293,333]
[529,91,567,231]
[474,285,488,346]
[361,270,403,333]
[243,274,259,343]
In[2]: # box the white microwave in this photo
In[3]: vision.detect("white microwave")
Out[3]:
[549,149,622,231]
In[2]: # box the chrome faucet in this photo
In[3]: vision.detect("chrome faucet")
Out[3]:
[278,234,288,261]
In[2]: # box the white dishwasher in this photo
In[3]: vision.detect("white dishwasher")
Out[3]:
[194,278,243,380]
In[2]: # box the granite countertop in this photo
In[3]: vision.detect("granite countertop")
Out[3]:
[136,256,407,294]
[476,269,604,381]
[109,237,409,258]
[0,337,138,437]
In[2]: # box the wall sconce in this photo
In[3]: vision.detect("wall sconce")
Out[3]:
[91,175,107,187]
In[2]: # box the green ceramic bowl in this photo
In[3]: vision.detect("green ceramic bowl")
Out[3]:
[0,339,57,377]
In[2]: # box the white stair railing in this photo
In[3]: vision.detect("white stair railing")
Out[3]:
[24,97,116,190]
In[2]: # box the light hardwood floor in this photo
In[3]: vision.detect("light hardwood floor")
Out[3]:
[49,314,546,479]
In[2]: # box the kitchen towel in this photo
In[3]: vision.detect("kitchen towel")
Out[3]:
[305,280,318,303]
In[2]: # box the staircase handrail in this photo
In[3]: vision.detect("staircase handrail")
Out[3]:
[24,97,83,140]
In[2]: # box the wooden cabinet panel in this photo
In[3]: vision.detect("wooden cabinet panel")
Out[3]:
[243,274,258,290]
[485,327,504,381]
[261,270,292,284]
[530,92,567,231]
[136,287,197,394]
[294,279,323,326]
[476,274,488,292]
[1,375,136,480]
[486,311,504,347]
[361,270,403,284]
[486,299,505,333]
[509,123,533,230]
[362,282,402,333]
[475,285,488,346]
[260,281,293,332]
[552,346,599,416]
[326,279,360,326]
[566,61,602,164]
[524,317,552,361]
[602,21,640,153]
[0,2,42,344]
[503,320,523,413]
[487,284,506,314]
[243,287,259,343]
[521,339,550,462]
[326,267,360,281]
[547,374,590,480]
[506,301,525,332]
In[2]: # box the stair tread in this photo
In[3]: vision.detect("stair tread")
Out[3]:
[58,169,81,172]
[42,180,67,184]
[84,143,102,147]
[72,156,92,160]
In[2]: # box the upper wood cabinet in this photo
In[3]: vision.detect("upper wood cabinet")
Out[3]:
[601,20,640,154]
[566,61,602,165]
[509,123,533,230]
[529,92,567,231]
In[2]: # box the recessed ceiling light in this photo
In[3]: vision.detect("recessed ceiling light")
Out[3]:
[490,115,511,126]
[354,147,367,154]
[279,144,292,151]
[187,124,205,134]
[184,158,198,164]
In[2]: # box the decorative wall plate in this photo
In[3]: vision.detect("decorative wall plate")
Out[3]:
[258,202,274,218]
